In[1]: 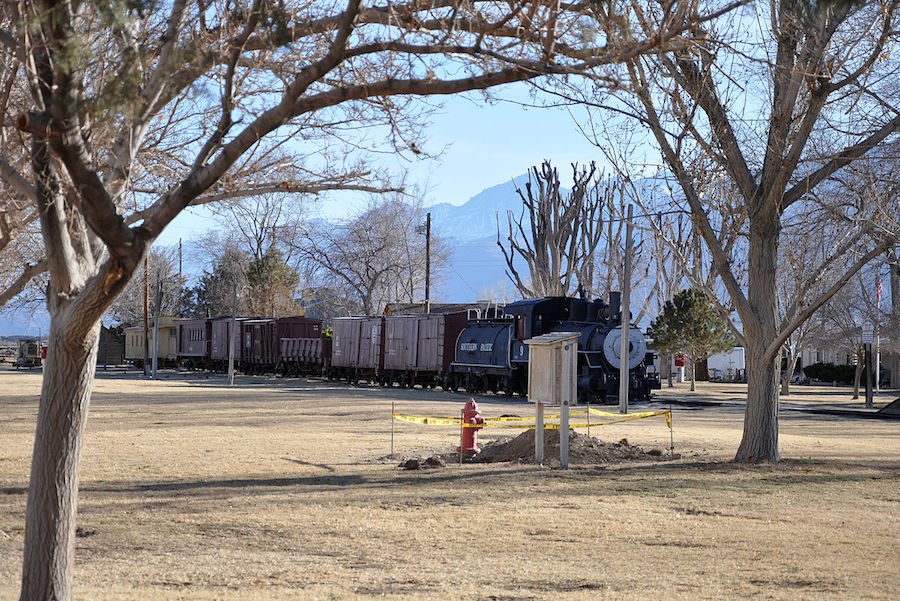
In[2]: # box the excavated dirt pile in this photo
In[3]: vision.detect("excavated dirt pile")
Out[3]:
[474,429,664,464]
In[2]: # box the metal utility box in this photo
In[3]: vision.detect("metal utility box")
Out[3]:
[525,332,580,406]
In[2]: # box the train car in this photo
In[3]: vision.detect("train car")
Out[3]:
[330,316,383,383]
[279,336,332,376]
[448,317,518,394]
[449,294,658,403]
[175,317,212,369]
[125,318,177,368]
[241,318,278,373]
[380,312,469,388]
[15,339,43,369]
[209,316,252,373]
[98,326,125,366]
[276,315,327,376]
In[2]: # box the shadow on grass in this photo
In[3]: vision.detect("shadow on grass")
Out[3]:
[60,457,898,504]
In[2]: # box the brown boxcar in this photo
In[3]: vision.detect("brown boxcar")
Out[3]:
[277,316,321,340]
[242,318,278,373]
[175,318,212,368]
[274,315,325,376]
[210,317,251,372]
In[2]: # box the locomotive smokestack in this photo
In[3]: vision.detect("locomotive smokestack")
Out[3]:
[609,291,621,324]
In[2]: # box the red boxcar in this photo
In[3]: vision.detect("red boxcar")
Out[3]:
[210,317,252,372]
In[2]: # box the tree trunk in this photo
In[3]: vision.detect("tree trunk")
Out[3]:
[735,219,781,463]
[689,352,695,392]
[852,348,864,399]
[780,347,798,396]
[20,313,101,601]
[661,352,674,388]
[780,359,791,396]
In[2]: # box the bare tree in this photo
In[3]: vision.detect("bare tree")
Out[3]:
[0,1,750,596]
[207,192,310,262]
[294,198,447,314]
[497,161,608,298]
[576,1,900,462]
[105,245,185,326]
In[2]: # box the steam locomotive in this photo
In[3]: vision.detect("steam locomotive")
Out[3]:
[447,293,658,402]
[173,294,659,403]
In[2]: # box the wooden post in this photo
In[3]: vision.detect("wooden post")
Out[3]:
[535,402,544,464]
[865,343,873,409]
[527,332,578,469]
[560,399,569,470]
[151,274,161,378]
[619,204,634,413]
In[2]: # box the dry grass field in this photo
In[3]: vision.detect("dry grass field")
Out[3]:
[0,367,897,600]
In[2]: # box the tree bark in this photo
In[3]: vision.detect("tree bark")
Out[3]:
[689,351,695,392]
[852,348,864,399]
[780,346,798,396]
[736,330,781,462]
[735,220,781,463]
[20,313,101,601]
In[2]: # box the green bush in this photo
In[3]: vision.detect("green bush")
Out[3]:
[802,362,856,384]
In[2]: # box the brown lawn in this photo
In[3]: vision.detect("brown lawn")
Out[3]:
[0,367,897,600]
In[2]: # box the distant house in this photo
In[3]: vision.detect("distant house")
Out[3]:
[798,345,896,387]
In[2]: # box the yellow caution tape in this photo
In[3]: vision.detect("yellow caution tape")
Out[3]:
[392,409,671,429]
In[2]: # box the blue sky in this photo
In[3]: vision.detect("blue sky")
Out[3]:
[157,84,608,246]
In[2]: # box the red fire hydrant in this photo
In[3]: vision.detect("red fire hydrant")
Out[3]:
[458,398,485,454]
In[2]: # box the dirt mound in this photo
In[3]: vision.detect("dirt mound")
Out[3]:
[475,429,664,464]
[398,456,447,470]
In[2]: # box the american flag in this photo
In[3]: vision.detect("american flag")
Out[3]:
[876,280,883,304]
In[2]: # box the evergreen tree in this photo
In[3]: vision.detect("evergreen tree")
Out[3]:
[246,248,301,317]
[648,289,736,391]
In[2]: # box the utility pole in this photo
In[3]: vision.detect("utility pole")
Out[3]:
[425,212,431,314]
[227,282,237,386]
[619,204,634,414]
[178,238,183,316]
[862,321,874,409]
[152,274,161,378]
[143,254,150,377]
